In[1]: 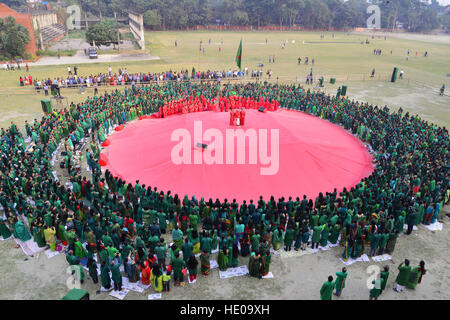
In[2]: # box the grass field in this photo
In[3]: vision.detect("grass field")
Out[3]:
[0,31,449,130]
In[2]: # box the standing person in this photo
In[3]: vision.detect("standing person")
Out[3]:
[369,277,384,300]
[100,260,112,290]
[385,230,398,254]
[406,260,426,289]
[187,255,198,283]
[200,249,210,276]
[26,64,29,72]
[369,230,380,257]
[218,247,229,270]
[248,252,262,278]
[170,251,185,286]
[162,269,171,292]
[261,251,271,276]
[172,225,183,250]
[440,84,445,96]
[380,266,389,294]
[320,276,335,300]
[284,226,295,251]
[405,211,417,235]
[311,224,321,249]
[110,259,122,291]
[334,267,348,297]
[181,237,193,265]
[87,256,98,284]
[394,259,411,292]
[139,261,151,286]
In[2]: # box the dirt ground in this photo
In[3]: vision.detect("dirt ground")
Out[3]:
[0,30,449,300]
[0,210,448,300]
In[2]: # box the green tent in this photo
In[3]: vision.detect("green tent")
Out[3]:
[61,289,90,300]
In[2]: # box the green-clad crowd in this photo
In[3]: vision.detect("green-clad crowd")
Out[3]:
[0,79,447,297]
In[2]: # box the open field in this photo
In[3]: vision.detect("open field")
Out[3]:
[0,31,449,130]
[0,31,449,300]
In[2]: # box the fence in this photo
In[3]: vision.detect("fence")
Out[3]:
[3,73,448,97]
[187,25,352,32]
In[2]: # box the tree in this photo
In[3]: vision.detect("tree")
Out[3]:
[85,20,118,47]
[300,0,330,29]
[246,0,273,29]
[0,17,30,58]
[2,0,27,10]
[441,13,450,33]
[143,9,162,29]
[414,8,439,32]
[285,0,305,27]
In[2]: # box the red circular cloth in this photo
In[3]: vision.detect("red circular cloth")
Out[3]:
[102,109,374,202]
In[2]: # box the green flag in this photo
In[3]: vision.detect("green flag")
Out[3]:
[235,39,242,70]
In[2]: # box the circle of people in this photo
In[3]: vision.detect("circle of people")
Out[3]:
[0,77,448,298]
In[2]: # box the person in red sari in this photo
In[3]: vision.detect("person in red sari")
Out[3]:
[139,261,151,285]
[230,109,235,125]
[240,108,246,126]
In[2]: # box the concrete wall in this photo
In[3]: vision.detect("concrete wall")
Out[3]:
[128,12,145,49]
[31,12,58,30]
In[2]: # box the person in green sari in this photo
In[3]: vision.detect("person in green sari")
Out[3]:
[311,224,322,249]
[87,256,98,284]
[187,255,198,282]
[0,219,12,239]
[110,259,122,291]
[218,247,229,270]
[230,243,239,268]
[13,219,31,242]
[369,278,384,300]
[328,223,341,244]
[172,225,183,251]
[284,226,295,251]
[262,251,271,276]
[100,260,112,290]
[200,249,210,276]
[248,251,262,278]
[406,261,426,289]
[181,237,193,265]
[74,237,87,260]
[170,251,185,286]
[394,259,411,292]
[380,265,389,294]
[320,276,335,300]
[319,224,330,247]
[334,267,348,297]
[272,227,284,251]
[351,236,362,259]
